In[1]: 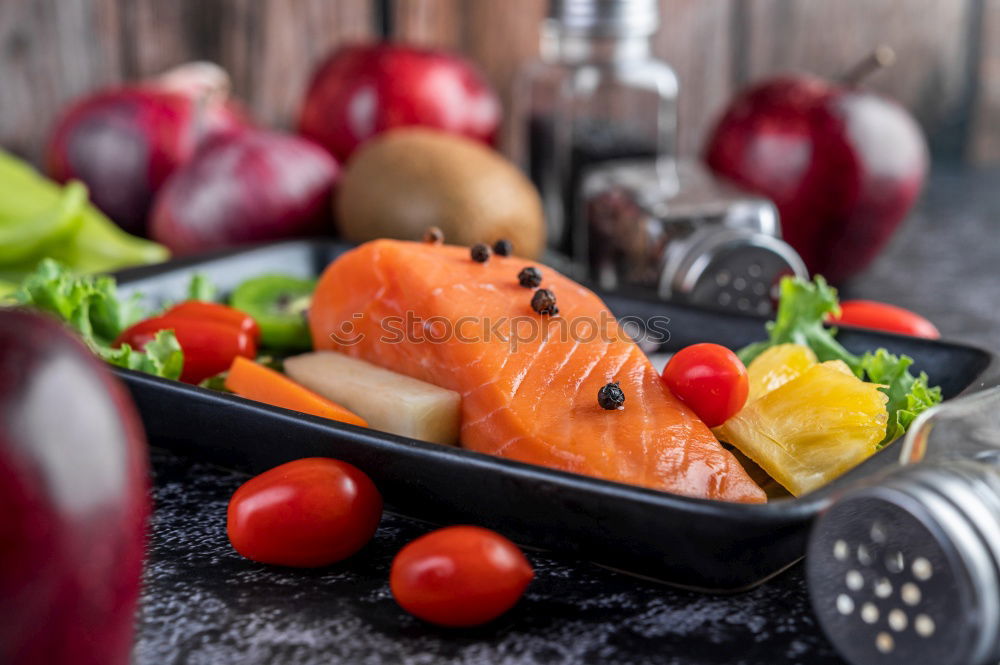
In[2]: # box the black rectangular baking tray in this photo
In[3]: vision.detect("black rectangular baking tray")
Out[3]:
[112,240,999,591]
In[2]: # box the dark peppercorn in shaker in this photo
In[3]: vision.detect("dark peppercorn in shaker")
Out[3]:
[513,0,678,255]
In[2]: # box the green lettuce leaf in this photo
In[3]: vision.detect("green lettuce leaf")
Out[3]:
[11,258,183,379]
[737,275,861,371]
[198,372,231,392]
[738,275,943,444]
[859,349,943,445]
[186,272,217,302]
[98,330,184,379]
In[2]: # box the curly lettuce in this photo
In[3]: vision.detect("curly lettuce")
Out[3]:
[738,276,859,369]
[738,275,942,445]
[11,259,183,379]
[859,349,942,444]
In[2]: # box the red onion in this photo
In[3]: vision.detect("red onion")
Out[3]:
[149,130,339,255]
[298,43,501,162]
[45,62,251,235]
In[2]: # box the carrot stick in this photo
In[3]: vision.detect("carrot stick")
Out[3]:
[224,356,368,427]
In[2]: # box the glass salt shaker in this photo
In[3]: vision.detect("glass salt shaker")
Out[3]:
[513,0,679,258]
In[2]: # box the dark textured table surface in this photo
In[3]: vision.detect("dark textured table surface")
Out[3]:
[134,169,1000,665]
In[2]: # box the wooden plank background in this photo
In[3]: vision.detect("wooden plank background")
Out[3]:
[2,0,998,165]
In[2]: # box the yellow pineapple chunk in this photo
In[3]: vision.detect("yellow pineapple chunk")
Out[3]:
[715,361,887,496]
[824,360,855,376]
[746,343,818,401]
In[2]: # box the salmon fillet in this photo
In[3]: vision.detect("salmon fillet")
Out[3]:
[310,239,765,503]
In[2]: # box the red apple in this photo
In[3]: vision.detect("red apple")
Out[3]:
[46,62,251,236]
[705,73,928,283]
[298,43,501,162]
[0,309,149,665]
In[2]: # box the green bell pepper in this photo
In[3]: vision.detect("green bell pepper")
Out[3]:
[0,149,169,278]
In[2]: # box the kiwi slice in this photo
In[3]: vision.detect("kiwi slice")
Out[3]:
[230,275,316,351]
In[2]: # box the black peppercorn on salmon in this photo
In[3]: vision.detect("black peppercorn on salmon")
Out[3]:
[310,239,766,503]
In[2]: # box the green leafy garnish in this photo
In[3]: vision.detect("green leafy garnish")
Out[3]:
[738,276,943,445]
[99,329,184,379]
[859,349,942,444]
[198,371,231,392]
[187,272,217,302]
[11,259,183,379]
[737,276,859,370]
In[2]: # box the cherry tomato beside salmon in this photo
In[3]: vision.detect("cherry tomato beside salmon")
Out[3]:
[163,300,261,341]
[115,315,256,384]
[227,457,383,567]
[662,343,749,428]
[830,300,940,339]
[390,526,534,627]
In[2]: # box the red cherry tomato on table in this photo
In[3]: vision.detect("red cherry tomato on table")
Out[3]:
[829,300,940,339]
[163,300,261,341]
[390,526,534,627]
[115,315,257,384]
[227,457,383,567]
[661,343,749,428]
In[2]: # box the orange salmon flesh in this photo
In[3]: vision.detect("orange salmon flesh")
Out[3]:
[310,239,765,503]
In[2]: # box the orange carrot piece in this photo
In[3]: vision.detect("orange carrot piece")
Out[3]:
[224,356,368,427]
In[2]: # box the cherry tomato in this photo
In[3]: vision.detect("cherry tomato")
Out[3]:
[227,457,382,567]
[830,300,940,339]
[661,343,749,428]
[390,526,534,627]
[164,300,261,341]
[115,315,256,384]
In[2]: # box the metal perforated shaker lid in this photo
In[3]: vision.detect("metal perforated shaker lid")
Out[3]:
[808,463,1000,665]
[660,227,807,316]
[809,385,1000,665]
[547,0,659,36]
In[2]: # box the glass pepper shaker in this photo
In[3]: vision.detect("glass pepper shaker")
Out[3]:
[513,0,679,258]
[808,385,1000,665]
